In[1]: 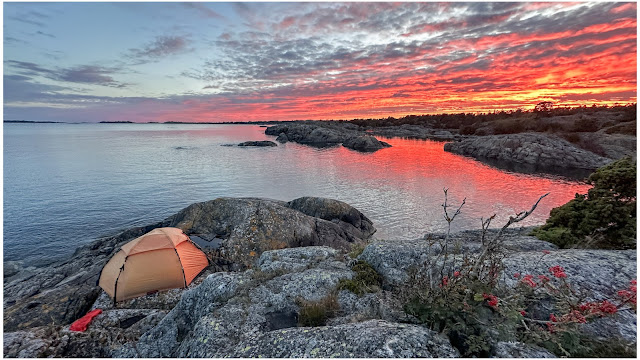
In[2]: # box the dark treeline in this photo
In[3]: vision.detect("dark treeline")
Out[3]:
[349,103,637,131]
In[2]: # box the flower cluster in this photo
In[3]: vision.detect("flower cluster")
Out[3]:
[549,265,567,278]
[616,279,637,306]
[483,293,499,309]
[574,300,618,319]
[520,274,537,288]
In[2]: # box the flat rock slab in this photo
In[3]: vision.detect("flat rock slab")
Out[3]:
[220,320,459,358]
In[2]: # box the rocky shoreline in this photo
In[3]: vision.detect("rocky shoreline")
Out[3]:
[4,197,637,358]
[262,120,634,178]
[443,133,613,173]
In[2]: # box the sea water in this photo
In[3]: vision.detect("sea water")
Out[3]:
[3,123,589,265]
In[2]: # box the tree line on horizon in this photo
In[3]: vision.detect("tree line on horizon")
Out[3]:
[347,103,637,130]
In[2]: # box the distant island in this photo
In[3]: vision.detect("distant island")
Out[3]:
[4,120,63,124]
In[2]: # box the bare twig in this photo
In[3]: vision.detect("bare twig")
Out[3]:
[439,188,466,282]
[471,193,550,278]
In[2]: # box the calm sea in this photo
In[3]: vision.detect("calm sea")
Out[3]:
[4,123,590,265]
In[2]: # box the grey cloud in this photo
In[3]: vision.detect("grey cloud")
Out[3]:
[4,74,71,103]
[128,36,189,64]
[4,36,29,45]
[6,60,57,77]
[59,66,122,87]
[8,10,50,27]
[35,31,55,38]
[6,60,128,88]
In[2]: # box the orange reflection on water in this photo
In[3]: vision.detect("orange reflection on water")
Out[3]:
[278,136,591,237]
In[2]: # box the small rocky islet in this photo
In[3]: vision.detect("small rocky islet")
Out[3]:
[3,196,636,357]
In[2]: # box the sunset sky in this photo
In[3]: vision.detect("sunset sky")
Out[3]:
[3,2,637,123]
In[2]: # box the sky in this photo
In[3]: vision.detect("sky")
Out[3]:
[3,2,637,123]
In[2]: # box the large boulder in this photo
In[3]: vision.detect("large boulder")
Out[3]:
[443,133,612,172]
[165,197,375,267]
[342,135,391,152]
[286,197,376,239]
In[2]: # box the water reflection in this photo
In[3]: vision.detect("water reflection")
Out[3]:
[278,136,590,240]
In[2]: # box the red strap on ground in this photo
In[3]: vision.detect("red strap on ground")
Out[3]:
[69,309,102,332]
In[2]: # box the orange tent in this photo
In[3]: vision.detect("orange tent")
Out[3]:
[98,227,209,302]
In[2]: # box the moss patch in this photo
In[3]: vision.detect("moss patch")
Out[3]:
[338,260,382,296]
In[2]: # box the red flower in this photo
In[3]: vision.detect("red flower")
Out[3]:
[520,310,526,316]
[618,290,632,298]
[513,272,521,278]
[483,293,499,309]
[521,274,537,288]
[549,313,558,322]
[570,311,587,324]
[537,275,550,282]
[453,271,461,277]
[441,276,449,287]
[598,300,618,314]
[549,266,567,278]
[546,322,555,332]
[542,250,551,254]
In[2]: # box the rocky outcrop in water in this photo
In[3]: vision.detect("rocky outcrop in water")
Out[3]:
[342,135,391,152]
[237,141,277,147]
[443,133,612,171]
[265,124,348,147]
[265,123,391,152]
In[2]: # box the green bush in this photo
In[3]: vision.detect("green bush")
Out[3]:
[338,260,382,295]
[404,282,500,357]
[532,157,636,249]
